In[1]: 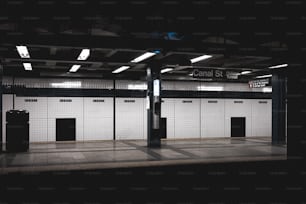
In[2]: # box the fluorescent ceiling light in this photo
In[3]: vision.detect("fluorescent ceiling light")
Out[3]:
[112,66,130,74]
[262,87,272,93]
[255,74,272,79]
[268,64,288,69]
[23,63,32,71]
[161,68,173,73]
[51,82,82,88]
[240,71,252,75]
[69,65,81,72]
[77,49,90,60]
[131,52,156,63]
[197,86,224,91]
[16,46,30,58]
[190,55,212,63]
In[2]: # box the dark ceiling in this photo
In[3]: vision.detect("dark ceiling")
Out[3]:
[0,0,304,81]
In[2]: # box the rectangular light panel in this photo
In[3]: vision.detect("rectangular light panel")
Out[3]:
[161,68,173,73]
[190,55,212,63]
[16,46,30,58]
[240,71,252,75]
[268,64,288,69]
[77,49,90,60]
[23,63,32,71]
[112,66,130,74]
[255,74,272,79]
[69,65,81,72]
[131,52,156,63]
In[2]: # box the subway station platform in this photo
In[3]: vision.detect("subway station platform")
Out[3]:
[0,137,286,174]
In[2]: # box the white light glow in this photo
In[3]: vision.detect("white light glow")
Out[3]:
[262,87,272,93]
[153,79,160,96]
[240,71,252,75]
[23,63,32,71]
[131,52,156,63]
[268,64,288,69]
[255,74,272,79]
[112,66,130,74]
[127,84,147,90]
[69,65,81,72]
[77,49,90,60]
[16,46,30,58]
[51,81,82,88]
[190,55,212,63]
[197,86,224,91]
[161,68,173,73]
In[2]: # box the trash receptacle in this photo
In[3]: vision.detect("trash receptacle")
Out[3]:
[6,110,29,152]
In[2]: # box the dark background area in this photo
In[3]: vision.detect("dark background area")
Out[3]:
[1,160,305,203]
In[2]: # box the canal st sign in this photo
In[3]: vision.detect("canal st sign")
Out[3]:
[192,69,239,80]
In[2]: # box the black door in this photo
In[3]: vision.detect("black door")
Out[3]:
[160,118,167,139]
[56,118,76,141]
[231,117,246,137]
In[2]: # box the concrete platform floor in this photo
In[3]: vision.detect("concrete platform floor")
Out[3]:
[0,137,286,173]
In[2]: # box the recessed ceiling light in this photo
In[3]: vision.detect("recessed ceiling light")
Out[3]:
[77,49,90,60]
[268,64,288,69]
[23,63,32,71]
[255,74,272,79]
[190,55,212,63]
[16,46,30,58]
[131,52,156,63]
[69,65,81,72]
[161,68,173,73]
[112,66,130,74]
[240,71,252,75]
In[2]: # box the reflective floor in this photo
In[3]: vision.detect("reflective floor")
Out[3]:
[0,137,286,173]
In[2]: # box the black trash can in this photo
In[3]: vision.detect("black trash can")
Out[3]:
[6,110,29,152]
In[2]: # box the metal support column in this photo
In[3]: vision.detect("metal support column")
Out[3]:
[0,62,3,152]
[287,64,306,159]
[147,61,161,148]
[272,70,287,145]
[113,77,116,141]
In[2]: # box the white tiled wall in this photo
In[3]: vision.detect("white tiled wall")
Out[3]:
[2,95,272,142]
[116,80,147,90]
[174,81,201,91]
[10,78,113,89]
[251,99,272,137]
[3,77,272,93]
[83,97,113,140]
[15,97,48,142]
[2,94,13,143]
[201,99,225,138]
[115,98,145,140]
[143,98,148,140]
[161,99,175,139]
[174,98,201,139]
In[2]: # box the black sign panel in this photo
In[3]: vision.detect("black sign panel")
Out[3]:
[192,69,239,80]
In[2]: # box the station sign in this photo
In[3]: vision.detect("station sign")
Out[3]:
[191,69,239,80]
[248,78,270,88]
